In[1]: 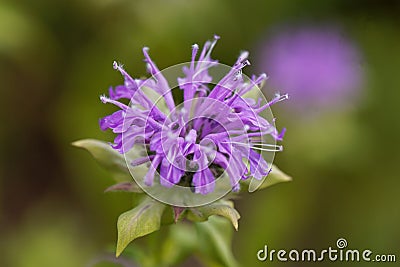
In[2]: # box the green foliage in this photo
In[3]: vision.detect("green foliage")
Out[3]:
[72,139,132,182]
[116,197,166,257]
[196,216,240,267]
[244,164,292,192]
[187,200,241,230]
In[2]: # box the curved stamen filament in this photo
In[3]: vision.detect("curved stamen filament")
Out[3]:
[221,141,283,152]
[250,146,283,152]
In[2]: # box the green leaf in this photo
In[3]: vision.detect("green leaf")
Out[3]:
[246,164,292,192]
[116,197,166,257]
[187,200,240,230]
[72,139,131,182]
[196,216,240,267]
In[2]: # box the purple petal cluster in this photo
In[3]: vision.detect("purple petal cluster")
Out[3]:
[100,36,286,194]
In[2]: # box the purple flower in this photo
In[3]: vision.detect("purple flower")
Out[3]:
[258,26,363,109]
[100,36,286,195]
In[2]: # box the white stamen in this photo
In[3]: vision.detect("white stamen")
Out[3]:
[242,60,251,68]
[248,143,281,148]
[260,73,268,80]
[100,95,109,103]
[113,61,125,72]
[238,51,249,61]
[221,141,283,152]
[250,145,283,152]
[275,93,289,102]
[112,61,119,69]
[191,44,199,69]
[205,35,220,59]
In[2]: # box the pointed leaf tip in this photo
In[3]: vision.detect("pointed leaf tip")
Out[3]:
[116,197,166,257]
[248,164,292,192]
[188,200,240,231]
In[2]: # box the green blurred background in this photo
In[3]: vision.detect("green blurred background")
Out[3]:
[1,0,399,266]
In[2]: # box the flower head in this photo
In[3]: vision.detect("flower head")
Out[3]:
[258,26,363,109]
[100,36,286,196]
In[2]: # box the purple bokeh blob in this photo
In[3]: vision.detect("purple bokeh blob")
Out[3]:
[257,26,363,110]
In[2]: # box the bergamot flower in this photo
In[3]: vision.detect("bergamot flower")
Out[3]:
[100,35,287,195]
